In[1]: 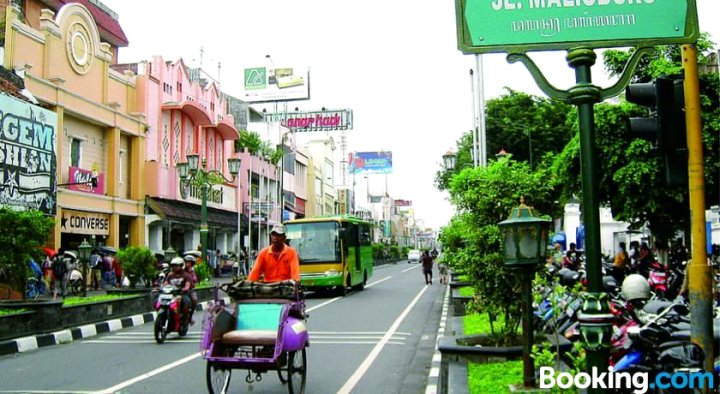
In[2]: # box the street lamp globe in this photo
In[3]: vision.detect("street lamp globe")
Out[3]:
[177,161,189,179]
[164,246,177,262]
[227,157,242,177]
[78,238,92,262]
[497,197,550,268]
[442,151,457,171]
[187,154,200,173]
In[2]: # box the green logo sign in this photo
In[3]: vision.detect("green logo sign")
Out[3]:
[244,67,266,90]
[456,0,699,54]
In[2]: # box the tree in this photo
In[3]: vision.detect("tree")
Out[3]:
[0,208,54,299]
[234,129,283,165]
[552,36,720,247]
[439,157,557,343]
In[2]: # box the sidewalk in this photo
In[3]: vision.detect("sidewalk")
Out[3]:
[1,276,235,356]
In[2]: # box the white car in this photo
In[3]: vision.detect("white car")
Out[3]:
[407,249,421,263]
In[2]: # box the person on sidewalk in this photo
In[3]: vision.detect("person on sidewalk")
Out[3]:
[51,248,68,300]
[438,260,449,285]
[421,250,434,285]
[247,225,300,283]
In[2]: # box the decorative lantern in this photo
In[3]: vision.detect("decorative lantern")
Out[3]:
[497,197,550,269]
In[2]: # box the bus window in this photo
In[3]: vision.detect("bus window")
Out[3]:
[286,221,340,263]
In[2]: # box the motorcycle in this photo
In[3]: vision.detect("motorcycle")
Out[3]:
[153,284,191,344]
[647,261,668,299]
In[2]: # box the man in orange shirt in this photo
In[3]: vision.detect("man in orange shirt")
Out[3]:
[247,224,300,282]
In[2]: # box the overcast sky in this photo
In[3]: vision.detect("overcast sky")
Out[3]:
[102,0,720,230]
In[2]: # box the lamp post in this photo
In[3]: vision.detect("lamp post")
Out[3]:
[497,197,550,389]
[176,154,241,268]
[77,238,92,297]
[164,246,177,263]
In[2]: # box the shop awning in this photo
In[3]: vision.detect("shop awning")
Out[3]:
[146,197,247,231]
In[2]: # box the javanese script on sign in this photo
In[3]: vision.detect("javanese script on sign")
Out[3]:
[457,0,697,53]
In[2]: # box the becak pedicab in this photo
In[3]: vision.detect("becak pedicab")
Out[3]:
[200,279,308,394]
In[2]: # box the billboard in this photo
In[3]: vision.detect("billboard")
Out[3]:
[393,199,412,207]
[348,151,392,175]
[242,66,310,102]
[0,94,57,214]
[264,108,353,132]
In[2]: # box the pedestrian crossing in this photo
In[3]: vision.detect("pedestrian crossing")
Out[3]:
[82,331,412,345]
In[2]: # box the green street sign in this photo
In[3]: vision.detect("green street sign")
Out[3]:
[456,0,699,54]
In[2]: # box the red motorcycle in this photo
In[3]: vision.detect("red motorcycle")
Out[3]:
[647,261,668,299]
[153,285,191,344]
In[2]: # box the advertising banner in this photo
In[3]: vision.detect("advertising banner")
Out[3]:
[348,151,393,175]
[60,209,110,235]
[68,167,104,195]
[0,94,57,214]
[393,199,412,207]
[242,66,310,102]
[264,109,353,132]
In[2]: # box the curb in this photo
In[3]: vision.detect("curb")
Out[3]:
[425,284,451,394]
[0,297,231,356]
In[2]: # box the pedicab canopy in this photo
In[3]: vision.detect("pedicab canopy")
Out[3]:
[498,197,550,269]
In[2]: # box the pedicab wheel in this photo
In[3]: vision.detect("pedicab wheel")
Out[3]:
[287,348,307,394]
[153,313,167,344]
[206,361,231,394]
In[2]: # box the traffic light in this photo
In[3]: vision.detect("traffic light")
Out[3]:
[626,77,687,186]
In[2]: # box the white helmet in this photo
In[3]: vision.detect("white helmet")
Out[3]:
[621,274,650,302]
[169,257,184,267]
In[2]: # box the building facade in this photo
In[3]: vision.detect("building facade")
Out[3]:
[3,1,145,250]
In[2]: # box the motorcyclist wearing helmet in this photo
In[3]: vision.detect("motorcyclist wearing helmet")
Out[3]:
[183,255,199,322]
[163,257,193,322]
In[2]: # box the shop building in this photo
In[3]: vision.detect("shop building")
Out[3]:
[2,1,146,250]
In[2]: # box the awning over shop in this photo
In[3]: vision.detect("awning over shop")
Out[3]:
[146,197,247,231]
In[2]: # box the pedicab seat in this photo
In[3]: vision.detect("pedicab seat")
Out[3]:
[222,329,277,346]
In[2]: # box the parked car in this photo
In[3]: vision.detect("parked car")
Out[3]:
[407,249,421,263]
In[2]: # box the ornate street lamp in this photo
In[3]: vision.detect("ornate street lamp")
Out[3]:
[77,238,92,297]
[442,151,457,171]
[175,155,241,267]
[497,197,550,389]
[164,246,177,263]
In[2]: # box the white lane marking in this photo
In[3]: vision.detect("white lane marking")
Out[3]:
[312,331,410,335]
[95,352,201,394]
[305,275,392,313]
[402,265,420,273]
[94,275,399,392]
[0,391,96,393]
[338,285,429,393]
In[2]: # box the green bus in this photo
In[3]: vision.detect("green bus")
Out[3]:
[284,215,374,296]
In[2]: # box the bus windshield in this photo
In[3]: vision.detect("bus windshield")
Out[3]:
[285,221,341,264]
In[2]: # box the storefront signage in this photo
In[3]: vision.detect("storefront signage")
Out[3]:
[0,94,57,214]
[456,0,698,54]
[264,109,353,132]
[68,166,104,195]
[189,184,223,204]
[61,209,110,235]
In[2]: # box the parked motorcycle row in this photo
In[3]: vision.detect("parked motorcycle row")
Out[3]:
[533,254,720,392]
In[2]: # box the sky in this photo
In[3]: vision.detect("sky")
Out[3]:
[102,0,720,231]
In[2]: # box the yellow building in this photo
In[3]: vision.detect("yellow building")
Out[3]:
[2,1,146,250]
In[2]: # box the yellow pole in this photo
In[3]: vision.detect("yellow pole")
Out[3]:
[681,44,713,374]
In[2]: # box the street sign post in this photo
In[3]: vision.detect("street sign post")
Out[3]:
[456,0,699,54]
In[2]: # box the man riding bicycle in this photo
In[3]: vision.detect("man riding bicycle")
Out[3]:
[247,225,300,283]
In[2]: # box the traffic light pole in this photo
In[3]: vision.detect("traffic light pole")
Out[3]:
[681,44,714,374]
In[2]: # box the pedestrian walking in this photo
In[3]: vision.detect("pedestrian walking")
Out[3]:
[421,250,434,285]
[438,261,448,285]
[51,248,69,300]
[90,249,102,290]
[112,255,123,288]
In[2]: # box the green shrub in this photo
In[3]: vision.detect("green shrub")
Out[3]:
[0,208,54,299]
[117,246,156,288]
[194,261,211,283]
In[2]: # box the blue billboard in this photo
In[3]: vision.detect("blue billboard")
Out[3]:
[348,151,392,175]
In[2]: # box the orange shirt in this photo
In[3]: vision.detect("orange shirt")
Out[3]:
[247,244,300,282]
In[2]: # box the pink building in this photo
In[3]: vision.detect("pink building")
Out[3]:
[118,57,244,256]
